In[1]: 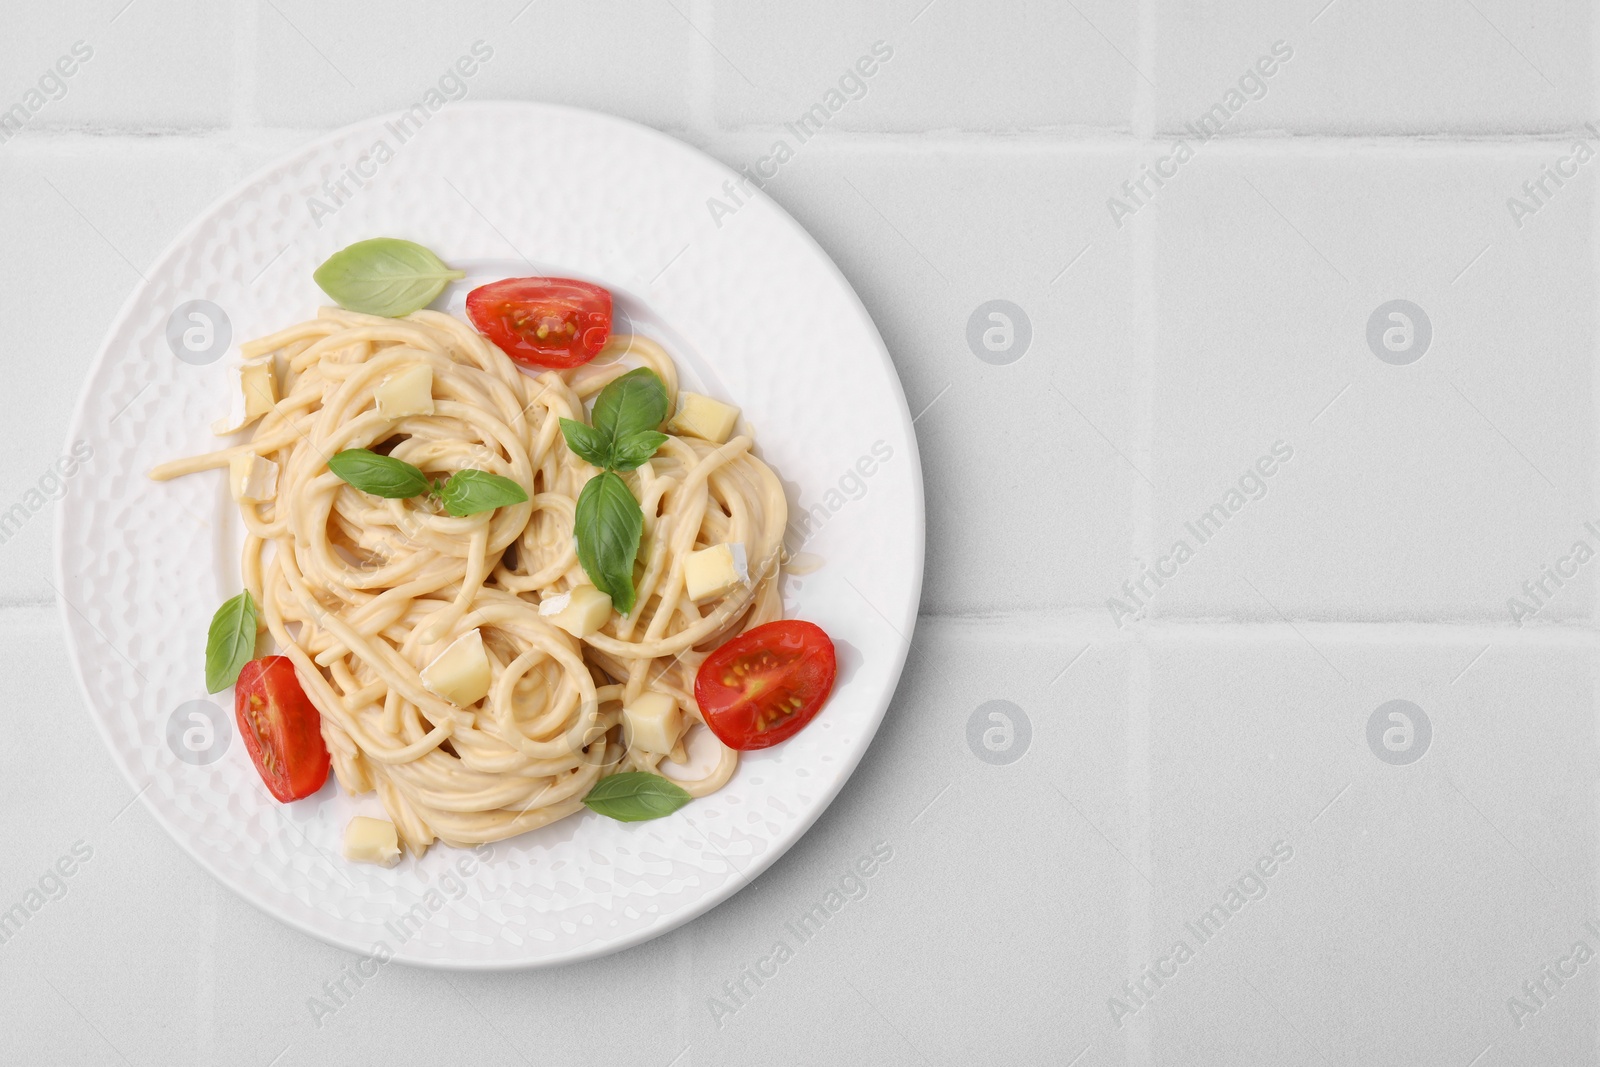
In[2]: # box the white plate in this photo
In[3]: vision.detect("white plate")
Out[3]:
[55,103,923,969]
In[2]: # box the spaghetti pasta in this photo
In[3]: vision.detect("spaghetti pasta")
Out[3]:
[151,306,788,856]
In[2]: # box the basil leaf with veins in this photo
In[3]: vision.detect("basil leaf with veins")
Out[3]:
[573,471,645,615]
[439,469,529,517]
[582,771,692,822]
[205,590,259,694]
[312,238,465,318]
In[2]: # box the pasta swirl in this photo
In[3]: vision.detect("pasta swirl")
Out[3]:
[151,307,786,854]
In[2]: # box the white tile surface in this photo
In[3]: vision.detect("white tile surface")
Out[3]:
[0,1,235,130]
[711,0,1136,132]
[252,0,700,132]
[9,1,1600,1064]
[1143,146,1596,623]
[1142,632,1599,1065]
[1153,0,1594,135]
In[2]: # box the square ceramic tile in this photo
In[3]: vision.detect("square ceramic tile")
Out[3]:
[711,0,1134,132]
[1153,0,1592,135]
[1141,147,1595,623]
[1148,634,1598,1065]
[0,0,234,131]
[252,0,697,132]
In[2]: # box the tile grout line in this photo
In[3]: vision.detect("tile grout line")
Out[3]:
[1589,27,1600,939]
[1124,2,1156,1062]
[1130,0,1155,142]
[9,128,1600,152]
[1126,643,1154,1067]
[230,0,259,138]
[685,0,718,142]
[1129,0,1158,574]
[1590,62,1600,638]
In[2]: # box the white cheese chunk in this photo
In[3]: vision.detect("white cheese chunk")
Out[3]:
[240,359,278,419]
[667,392,740,444]
[684,542,748,602]
[420,628,491,707]
[343,816,401,867]
[623,691,686,754]
[375,363,435,419]
[228,453,279,503]
[211,358,278,435]
[539,585,612,638]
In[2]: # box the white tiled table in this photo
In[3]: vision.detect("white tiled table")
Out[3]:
[3,2,1597,1064]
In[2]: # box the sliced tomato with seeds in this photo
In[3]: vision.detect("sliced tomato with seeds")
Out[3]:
[694,621,836,750]
[235,655,331,802]
[465,277,612,370]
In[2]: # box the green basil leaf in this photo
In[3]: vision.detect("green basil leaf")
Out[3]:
[582,771,691,822]
[439,468,529,517]
[574,471,643,616]
[592,368,669,445]
[205,590,259,693]
[327,449,430,498]
[312,238,466,318]
[608,430,668,473]
[559,417,611,468]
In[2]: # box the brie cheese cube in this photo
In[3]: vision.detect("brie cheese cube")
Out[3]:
[211,358,277,435]
[538,585,612,638]
[667,393,740,444]
[684,542,748,602]
[240,359,278,419]
[623,691,685,754]
[343,816,402,867]
[420,627,491,707]
[375,363,435,419]
[228,453,279,503]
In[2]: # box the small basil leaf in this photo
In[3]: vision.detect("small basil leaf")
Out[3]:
[327,449,430,498]
[205,591,259,693]
[559,418,612,468]
[312,238,466,318]
[439,468,529,517]
[582,771,691,822]
[607,430,668,473]
[591,368,669,445]
[574,471,643,616]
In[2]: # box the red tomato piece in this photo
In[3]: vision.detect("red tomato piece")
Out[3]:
[694,621,836,750]
[235,656,331,802]
[465,277,612,369]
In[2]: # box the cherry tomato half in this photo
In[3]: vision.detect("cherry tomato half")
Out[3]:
[694,621,836,750]
[235,656,331,802]
[466,277,612,369]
